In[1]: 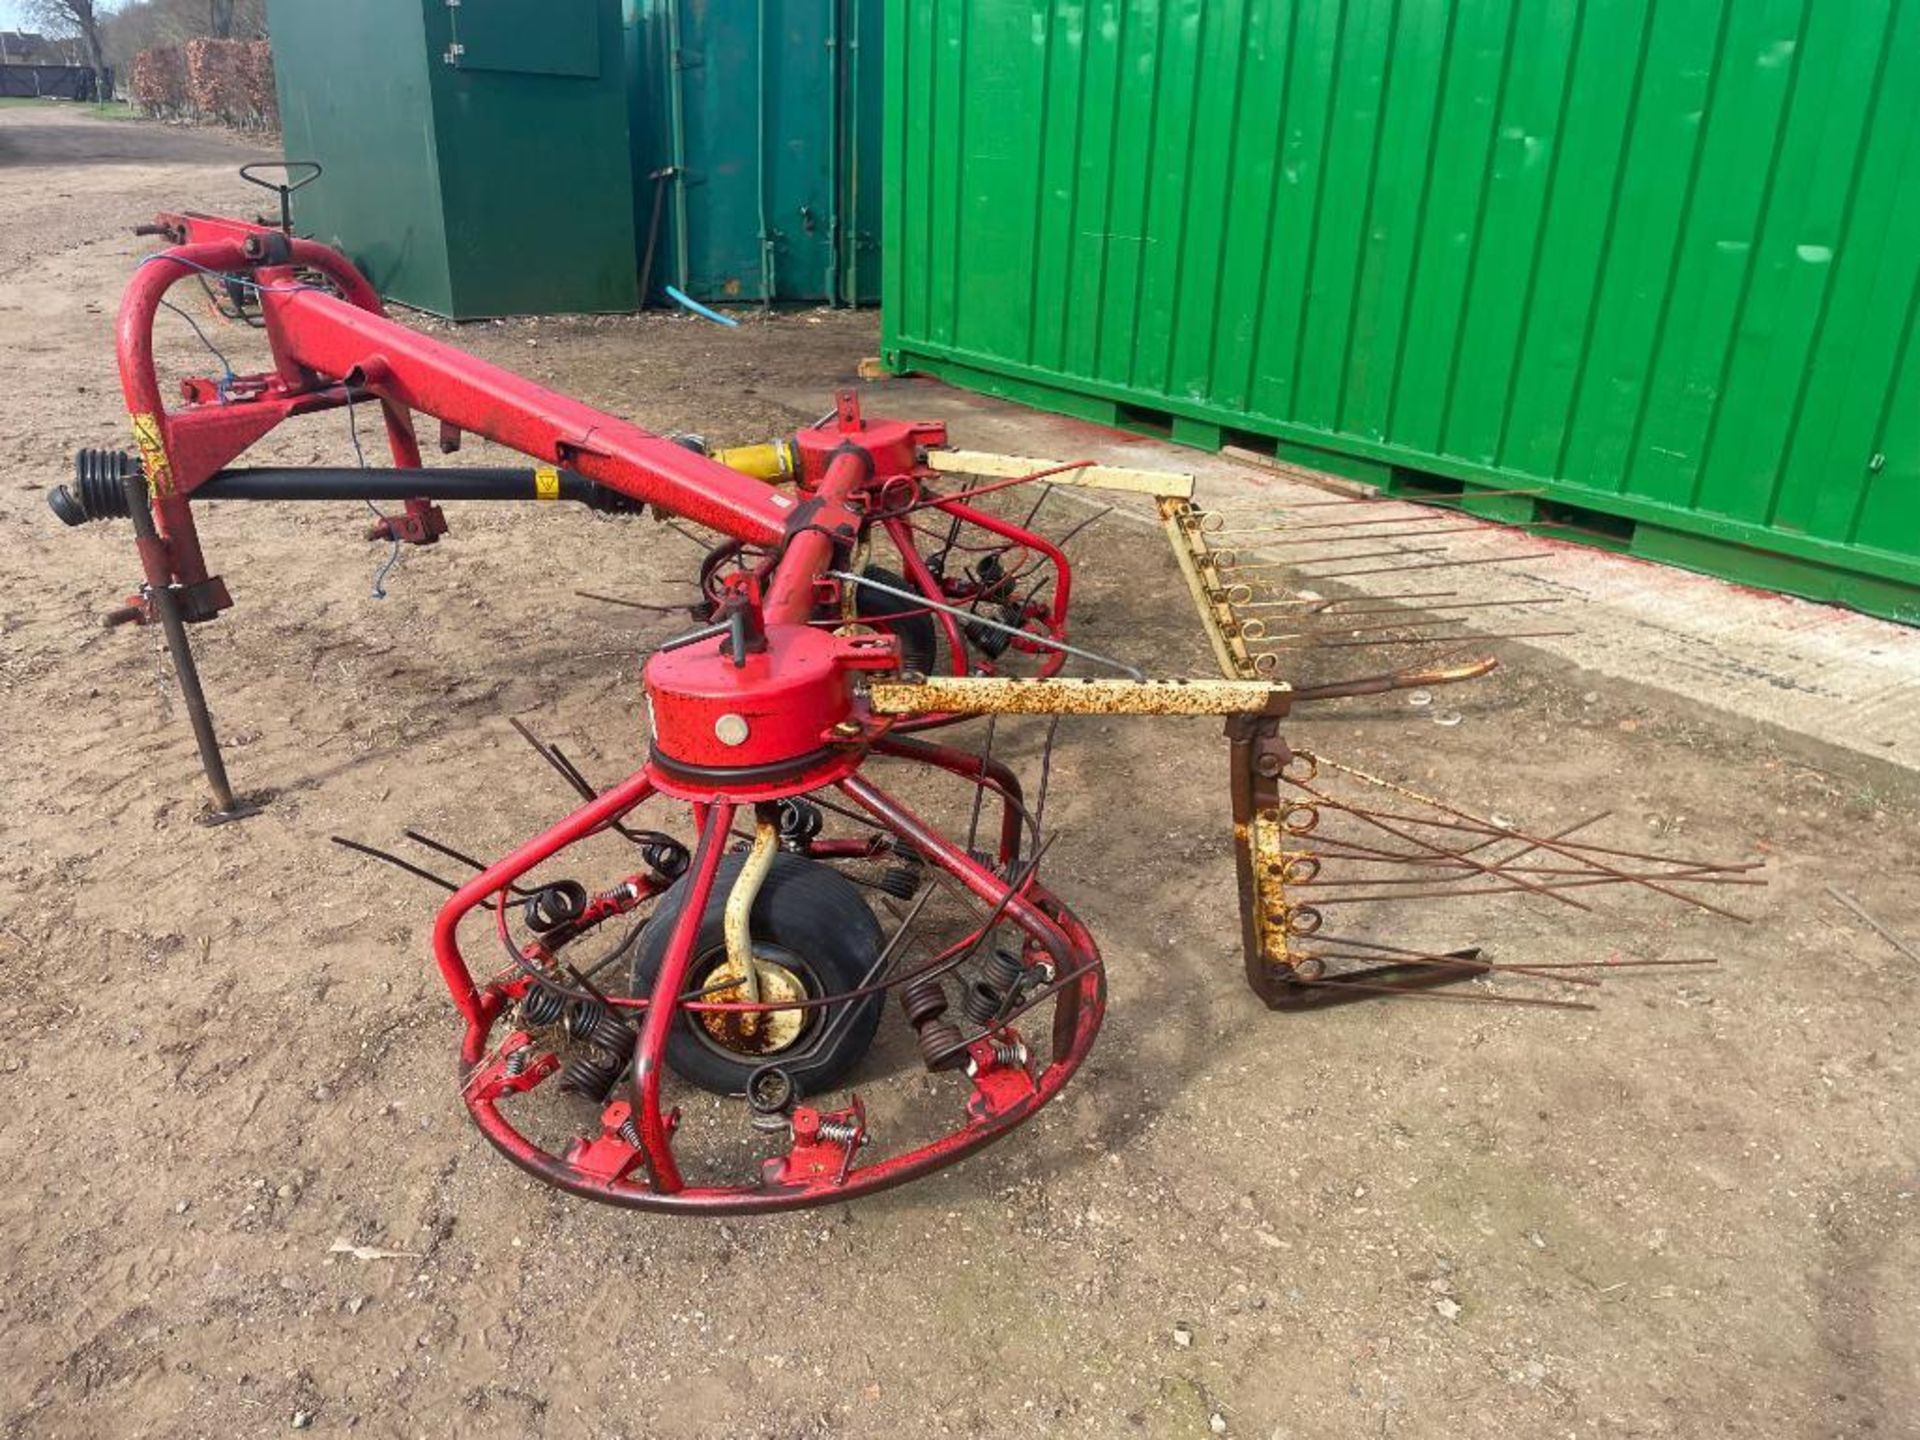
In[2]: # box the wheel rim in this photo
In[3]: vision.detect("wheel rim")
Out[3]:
[684,943,818,1062]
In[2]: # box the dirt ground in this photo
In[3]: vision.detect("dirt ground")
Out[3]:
[3,105,1919,1440]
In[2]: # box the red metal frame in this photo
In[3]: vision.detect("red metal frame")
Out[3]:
[111,219,1099,1211]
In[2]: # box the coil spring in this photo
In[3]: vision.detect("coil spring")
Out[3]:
[562,995,606,1044]
[956,952,1029,1029]
[815,1117,862,1146]
[559,1046,628,1103]
[522,881,588,934]
[564,1000,636,1057]
[504,1047,531,1078]
[518,983,568,1029]
[963,601,1029,659]
[874,835,923,899]
[916,1016,966,1071]
[898,976,965,1070]
[961,979,1004,1027]
[642,838,691,880]
[617,1114,644,1148]
[960,949,1027,1026]
[549,993,637,1103]
[981,947,1025,995]
[981,1037,1029,1071]
[898,976,948,1027]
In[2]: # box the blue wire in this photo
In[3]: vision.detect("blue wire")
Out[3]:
[137,251,329,296]
[344,388,400,600]
[157,297,238,402]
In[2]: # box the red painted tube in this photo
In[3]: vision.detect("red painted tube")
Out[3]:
[628,799,735,1193]
[762,449,871,625]
[258,279,794,545]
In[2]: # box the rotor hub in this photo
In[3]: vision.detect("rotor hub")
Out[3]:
[643,623,896,791]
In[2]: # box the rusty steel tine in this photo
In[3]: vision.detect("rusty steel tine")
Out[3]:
[1288,780,1594,911]
[1247,613,1548,642]
[1285,973,1598,1011]
[1235,594,1428,611]
[1304,948,1603,987]
[1206,509,1503,535]
[1255,628,1577,650]
[1305,553,1555,580]
[1307,791,1765,875]
[1203,515,1460,537]
[1219,525,1492,556]
[1298,864,1764,888]
[1308,761,1754,922]
[1311,596,1567,616]
[1315,932,1718,972]
[1297,813,1612,873]
[1303,869,1765,904]
[1235,590,1468,612]
[1233,545,1453,569]
[1295,796,1759,875]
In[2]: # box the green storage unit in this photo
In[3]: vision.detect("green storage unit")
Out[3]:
[627,0,882,306]
[883,0,1920,624]
[269,0,637,318]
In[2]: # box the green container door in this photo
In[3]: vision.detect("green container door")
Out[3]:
[270,0,637,319]
[630,0,881,307]
[883,0,1920,623]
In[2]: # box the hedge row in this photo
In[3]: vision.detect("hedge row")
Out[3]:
[131,39,276,129]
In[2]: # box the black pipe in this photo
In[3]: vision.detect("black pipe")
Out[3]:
[51,452,647,526]
[118,464,244,820]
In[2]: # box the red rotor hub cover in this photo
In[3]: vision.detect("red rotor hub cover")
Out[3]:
[643,624,898,788]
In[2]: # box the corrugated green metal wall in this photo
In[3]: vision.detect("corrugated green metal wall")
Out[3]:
[270,0,637,319]
[882,0,1920,623]
[628,0,882,306]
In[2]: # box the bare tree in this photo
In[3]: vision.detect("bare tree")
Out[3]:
[24,0,118,100]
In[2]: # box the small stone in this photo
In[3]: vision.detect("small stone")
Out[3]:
[174,1199,191,1214]
[1434,1298,1462,1321]
[312,1083,331,1101]
[1527,1230,1546,1249]
[276,1184,295,1200]
[347,1295,368,1315]
[1172,1323,1194,1349]
[291,1411,314,1430]
[1210,1413,1228,1435]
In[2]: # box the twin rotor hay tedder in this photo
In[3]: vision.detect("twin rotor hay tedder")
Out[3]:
[51,179,1761,1214]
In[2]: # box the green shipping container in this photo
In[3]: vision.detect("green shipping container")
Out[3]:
[627,0,882,306]
[269,0,637,318]
[882,1,1920,623]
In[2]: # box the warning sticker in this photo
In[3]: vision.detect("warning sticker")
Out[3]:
[534,466,561,501]
[131,412,171,497]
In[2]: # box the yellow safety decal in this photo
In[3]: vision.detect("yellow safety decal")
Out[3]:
[534,466,561,501]
[130,412,171,497]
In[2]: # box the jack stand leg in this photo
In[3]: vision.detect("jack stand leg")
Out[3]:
[121,470,255,824]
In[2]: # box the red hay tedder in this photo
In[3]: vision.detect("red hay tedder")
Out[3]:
[51,182,1758,1214]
